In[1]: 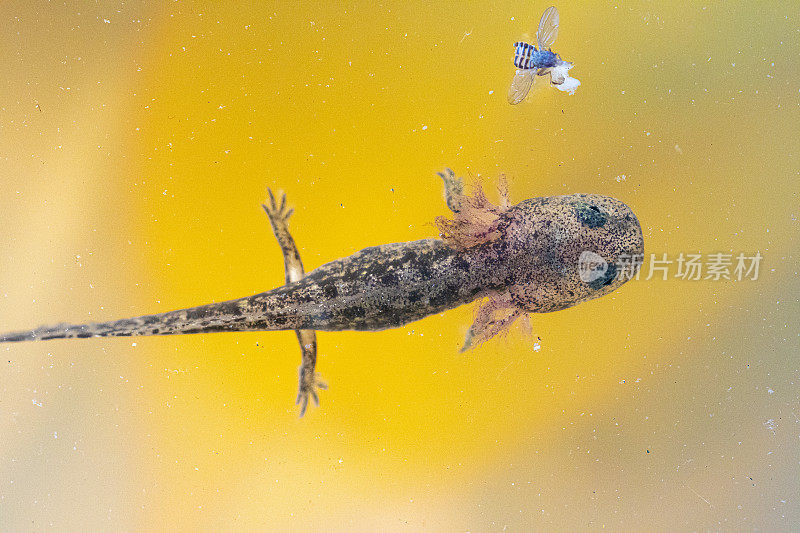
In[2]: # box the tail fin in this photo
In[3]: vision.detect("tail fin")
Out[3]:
[0,313,240,343]
[0,323,89,343]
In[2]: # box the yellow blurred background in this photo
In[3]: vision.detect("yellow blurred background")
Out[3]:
[1,1,797,530]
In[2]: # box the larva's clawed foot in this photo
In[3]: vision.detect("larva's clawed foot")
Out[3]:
[296,370,327,417]
[262,188,294,228]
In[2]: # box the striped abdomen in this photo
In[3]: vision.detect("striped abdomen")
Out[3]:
[512,42,558,70]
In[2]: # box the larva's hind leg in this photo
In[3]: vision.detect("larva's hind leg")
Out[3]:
[262,189,326,416]
[294,329,327,417]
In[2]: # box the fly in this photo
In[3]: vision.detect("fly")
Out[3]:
[508,6,580,104]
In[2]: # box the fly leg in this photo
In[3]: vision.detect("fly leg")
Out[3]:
[262,189,326,416]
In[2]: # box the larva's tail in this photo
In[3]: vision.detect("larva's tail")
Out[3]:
[0,287,306,343]
[0,314,220,343]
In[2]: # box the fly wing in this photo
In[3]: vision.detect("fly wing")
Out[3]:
[507,69,536,104]
[536,6,559,49]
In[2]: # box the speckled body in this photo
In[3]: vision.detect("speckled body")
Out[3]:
[0,183,643,344]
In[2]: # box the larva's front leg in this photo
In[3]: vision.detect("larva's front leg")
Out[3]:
[438,167,466,213]
[460,292,523,352]
[262,189,326,417]
[434,169,510,250]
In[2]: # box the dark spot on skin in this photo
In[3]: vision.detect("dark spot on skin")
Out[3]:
[417,262,433,279]
[588,263,617,290]
[186,308,211,320]
[210,303,242,317]
[293,289,316,304]
[379,272,397,286]
[400,250,418,263]
[446,279,462,293]
[576,204,607,228]
[365,260,391,277]
[338,270,358,284]
[374,302,404,324]
[338,306,367,320]
[76,332,92,338]
[322,284,338,299]
[429,285,461,309]
[452,256,470,272]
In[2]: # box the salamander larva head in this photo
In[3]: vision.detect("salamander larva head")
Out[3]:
[502,194,644,313]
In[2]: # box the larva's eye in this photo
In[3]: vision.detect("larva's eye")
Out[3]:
[575,203,607,228]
